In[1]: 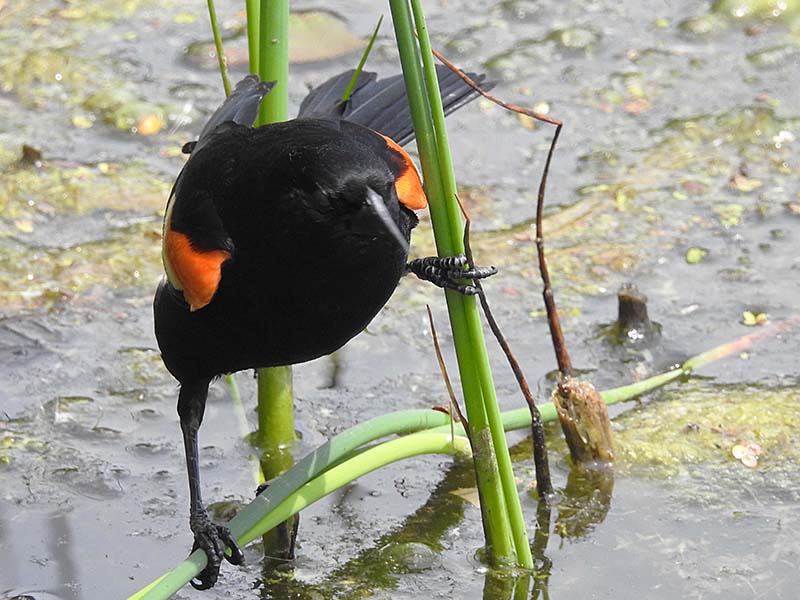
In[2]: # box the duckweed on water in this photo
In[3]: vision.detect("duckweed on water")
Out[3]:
[712,0,800,21]
[682,0,800,35]
[713,203,745,227]
[485,26,599,80]
[0,159,167,217]
[0,0,152,103]
[0,156,168,309]
[747,44,800,70]
[545,27,601,52]
[0,0,195,133]
[614,383,800,479]
[0,221,162,310]
[0,45,93,106]
[645,107,798,196]
[82,87,186,133]
[685,247,709,264]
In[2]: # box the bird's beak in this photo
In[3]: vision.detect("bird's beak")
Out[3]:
[364,188,410,254]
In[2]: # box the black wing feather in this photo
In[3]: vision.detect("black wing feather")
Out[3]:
[193,76,275,152]
[298,64,492,146]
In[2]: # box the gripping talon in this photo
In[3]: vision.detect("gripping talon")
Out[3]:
[443,265,498,280]
[407,254,497,295]
[189,510,243,589]
[225,534,245,565]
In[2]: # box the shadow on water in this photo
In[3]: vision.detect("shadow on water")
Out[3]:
[0,507,79,600]
[254,452,619,600]
[48,512,79,600]
[257,459,473,598]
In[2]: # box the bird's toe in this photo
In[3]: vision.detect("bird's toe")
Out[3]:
[189,511,243,589]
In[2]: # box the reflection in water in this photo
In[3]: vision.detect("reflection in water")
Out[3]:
[484,468,614,600]
[530,499,553,600]
[254,448,616,599]
[0,505,16,586]
[325,350,344,389]
[0,506,77,600]
[49,511,79,600]
[556,467,615,540]
[484,498,553,600]
[259,460,472,598]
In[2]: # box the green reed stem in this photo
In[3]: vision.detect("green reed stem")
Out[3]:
[245,0,260,73]
[248,0,296,480]
[389,0,519,566]
[256,0,288,125]
[410,0,532,568]
[341,15,383,102]
[206,0,231,96]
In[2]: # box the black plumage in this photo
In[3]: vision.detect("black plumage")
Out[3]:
[153,67,492,589]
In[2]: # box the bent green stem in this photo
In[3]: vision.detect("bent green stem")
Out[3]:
[127,318,783,598]
[127,431,470,599]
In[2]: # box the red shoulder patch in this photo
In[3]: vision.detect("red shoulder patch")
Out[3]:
[379,134,428,211]
[164,230,230,312]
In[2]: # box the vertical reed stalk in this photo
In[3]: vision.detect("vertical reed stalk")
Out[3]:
[245,0,260,73]
[256,0,289,126]
[389,0,531,568]
[246,0,295,479]
[206,0,231,96]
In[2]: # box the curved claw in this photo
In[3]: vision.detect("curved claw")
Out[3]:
[225,535,245,565]
[189,512,244,589]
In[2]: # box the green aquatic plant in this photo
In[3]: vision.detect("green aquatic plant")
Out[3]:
[124,316,795,598]
[389,0,531,567]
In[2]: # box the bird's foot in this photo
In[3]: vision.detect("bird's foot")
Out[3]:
[189,509,244,590]
[407,254,497,295]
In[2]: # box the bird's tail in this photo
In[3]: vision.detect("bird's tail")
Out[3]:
[298,64,491,146]
[190,65,488,150]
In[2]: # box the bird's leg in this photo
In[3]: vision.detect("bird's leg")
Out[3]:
[406,254,497,295]
[178,379,245,590]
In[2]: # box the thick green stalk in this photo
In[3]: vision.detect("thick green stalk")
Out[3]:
[388,0,515,565]
[255,365,294,484]
[256,365,294,447]
[250,0,294,482]
[256,0,289,125]
[410,0,532,568]
[206,0,231,96]
[245,0,260,73]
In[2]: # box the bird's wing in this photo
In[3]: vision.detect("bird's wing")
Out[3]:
[298,64,491,146]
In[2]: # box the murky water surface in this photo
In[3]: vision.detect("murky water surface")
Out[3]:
[1,0,798,598]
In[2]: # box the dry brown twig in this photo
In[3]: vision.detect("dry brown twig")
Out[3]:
[426,304,471,440]
[454,194,553,496]
[434,45,618,475]
[429,46,572,375]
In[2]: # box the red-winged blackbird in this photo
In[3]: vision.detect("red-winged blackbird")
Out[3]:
[154,66,494,589]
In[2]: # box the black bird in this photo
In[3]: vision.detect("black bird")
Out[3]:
[154,66,494,589]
